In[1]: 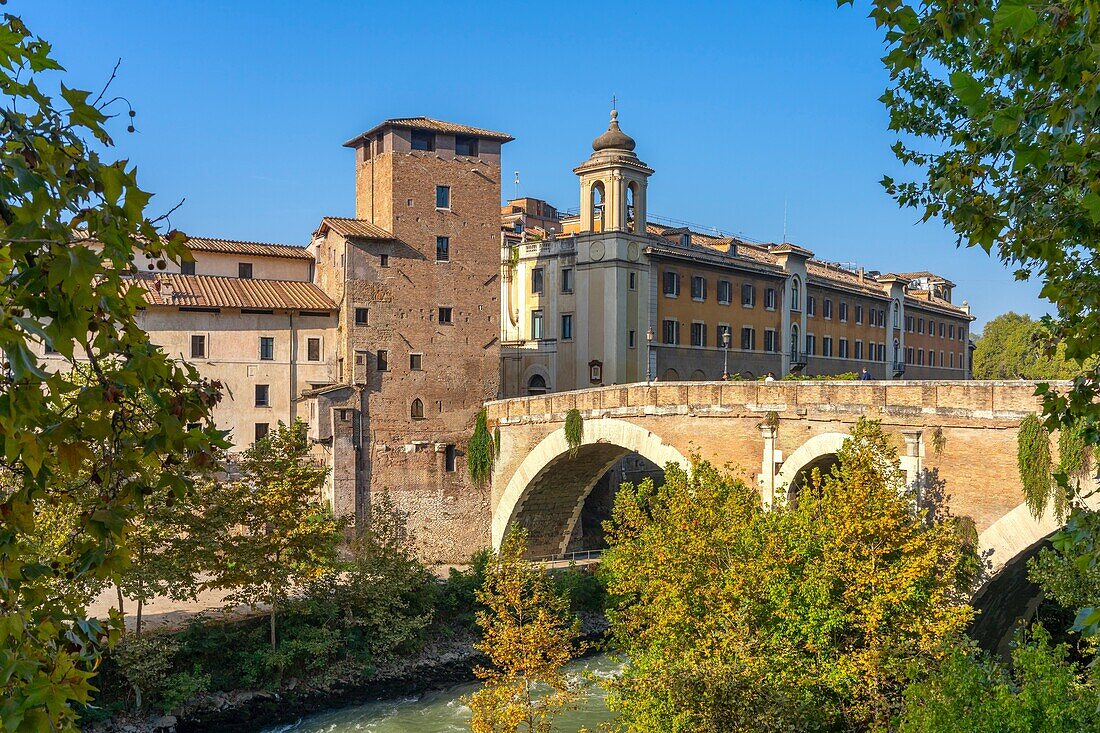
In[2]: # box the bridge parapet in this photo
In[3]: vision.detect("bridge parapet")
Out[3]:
[486,380,1062,426]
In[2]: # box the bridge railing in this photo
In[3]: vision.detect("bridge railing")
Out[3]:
[529,549,604,566]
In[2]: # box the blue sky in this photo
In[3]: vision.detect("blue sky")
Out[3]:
[24,1,1046,330]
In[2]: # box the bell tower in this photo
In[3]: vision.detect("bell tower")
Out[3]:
[574,109,653,233]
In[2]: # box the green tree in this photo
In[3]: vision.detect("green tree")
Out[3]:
[973,313,1081,380]
[836,0,1100,631]
[0,16,224,729]
[203,419,344,650]
[898,627,1100,733]
[601,419,976,732]
[466,528,583,733]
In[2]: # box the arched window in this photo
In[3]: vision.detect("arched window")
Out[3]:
[591,181,605,227]
[892,301,901,329]
[790,277,801,310]
[527,374,547,395]
[626,182,637,231]
[790,323,800,360]
[410,398,424,419]
[892,339,901,366]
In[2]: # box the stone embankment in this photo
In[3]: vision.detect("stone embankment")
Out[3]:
[86,614,610,733]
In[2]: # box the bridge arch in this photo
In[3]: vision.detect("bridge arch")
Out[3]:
[493,418,688,556]
[774,432,849,500]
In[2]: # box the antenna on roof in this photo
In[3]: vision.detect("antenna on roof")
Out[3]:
[513,171,520,200]
[782,197,789,243]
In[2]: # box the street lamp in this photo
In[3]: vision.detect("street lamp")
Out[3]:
[721,328,731,380]
[646,327,654,383]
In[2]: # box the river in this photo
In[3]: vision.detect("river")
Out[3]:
[263,655,620,733]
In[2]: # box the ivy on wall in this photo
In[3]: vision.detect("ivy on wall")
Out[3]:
[565,409,583,458]
[1018,413,1062,520]
[468,409,495,488]
[1057,421,1092,490]
[931,426,947,456]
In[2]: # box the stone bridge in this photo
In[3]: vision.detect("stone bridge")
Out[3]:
[485,380,1092,591]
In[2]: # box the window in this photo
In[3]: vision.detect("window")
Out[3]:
[764,329,777,352]
[444,444,457,472]
[940,350,945,366]
[717,324,732,348]
[531,268,544,294]
[790,277,801,310]
[255,423,269,441]
[823,298,833,319]
[663,270,680,297]
[959,328,965,342]
[629,272,637,290]
[411,398,425,419]
[855,340,863,360]
[950,352,955,368]
[181,260,196,275]
[590,181,605,222]
[906,346,914,364]
[190,334,206,358]
[868,308,877,327]
[717,280,732,305]
[765,288,777,310]
[879,309,886,328]
[410,353,423,371]
[662,319,680,345]
[562,268,574,293]
[438,307,453,324]
[949,324,955,339]
[742,283,756,307]
[939,322,945,338]
[238,262,253,279]
[691,322,707,347]
[918,349,925,366]
[435,185,450,209]
[527,374,548,395]
[855,304,863,324]
[918,318,925,334]
[805,334,816,356]
[561,313,573,340]
[377,350,389,371]
[259,336,274,360]
[741,326,756,351]
[307,337,321,361]
[691,275,707,301]
[355,307,368,325]
[454,135,478,157]
[893,301,901,328]
[790,324,800,358]
[823,336,833,357]
[906,315,914,332]
[531,310,543,339]
[255,384,270,407]
[878,343,886,361]
[807,295,816,316]
[411,130,434,151]
[839,338,849,359]
[839,302,848,322]
[435,236,450,262]
[380,254,389,267]
[629,330,636,348]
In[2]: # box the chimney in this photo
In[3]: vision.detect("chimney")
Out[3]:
[858,267,865,283]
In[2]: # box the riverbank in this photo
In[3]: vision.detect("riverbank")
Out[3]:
[86,614,609,733]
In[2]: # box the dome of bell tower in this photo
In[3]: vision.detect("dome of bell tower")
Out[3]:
[591,109,636,152]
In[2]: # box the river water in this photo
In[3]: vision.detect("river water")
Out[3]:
[264,655,620,733]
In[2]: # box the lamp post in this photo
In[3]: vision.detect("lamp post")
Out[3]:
[721,328,731,380]
[646,326,654,383]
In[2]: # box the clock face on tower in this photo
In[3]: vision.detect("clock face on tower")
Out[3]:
[590,241,605,261]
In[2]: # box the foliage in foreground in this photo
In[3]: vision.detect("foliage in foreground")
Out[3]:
[0,14,225,730]
[466,528,584,733]
[601,419,977,732]
[898,627,1100,733]
[837,0,1100,631]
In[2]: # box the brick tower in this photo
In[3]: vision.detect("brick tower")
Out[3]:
[308,118,511,561]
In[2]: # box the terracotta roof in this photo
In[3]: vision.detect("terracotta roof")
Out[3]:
[314,217,393,240]
[185,236,312,261]
[134,274,337,311]
[344,117,514,147]
[897,271,956,286]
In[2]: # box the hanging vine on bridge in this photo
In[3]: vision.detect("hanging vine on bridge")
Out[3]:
[1018,413,1062,520]
[468,409,495,488]
[565,409,583,458]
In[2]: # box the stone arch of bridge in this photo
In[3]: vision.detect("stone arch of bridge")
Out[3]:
[493,418,689,557]
[773,432,850,501]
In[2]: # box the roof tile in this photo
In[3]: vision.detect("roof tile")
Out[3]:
[134,274,336,311]
[186,236,312,260]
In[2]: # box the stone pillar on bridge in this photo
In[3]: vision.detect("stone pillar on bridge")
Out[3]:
[759,424,779,506]
[900,429,924,499]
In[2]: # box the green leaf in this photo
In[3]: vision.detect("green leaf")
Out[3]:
[993,0,1039,36]
[1082,193,1100,224]
[949,71,983,106]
